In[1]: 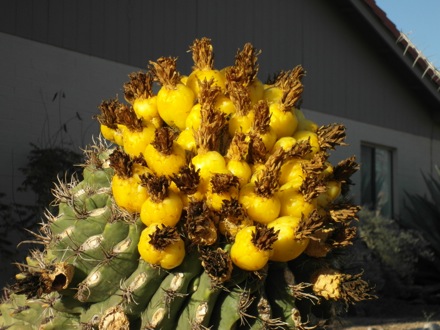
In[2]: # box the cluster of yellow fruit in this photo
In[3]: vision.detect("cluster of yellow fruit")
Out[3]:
[97,37,353,273]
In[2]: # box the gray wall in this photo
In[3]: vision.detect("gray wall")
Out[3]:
[1,32,139,207]
[1,0,439,138]
[0,32,140,287]
[305,108,440,216]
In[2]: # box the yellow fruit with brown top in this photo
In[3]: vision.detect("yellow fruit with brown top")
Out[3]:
[230,225,278,271]
[267,216,309,262]
[109,149,150,213]
[278,184,317,219]
[144,127,186,177]
[139,173,183,227]
[186,37,226,97]
[123,71,162,128]
[150,57,196,130]
[239,182,281,224]
[138,223,185,269]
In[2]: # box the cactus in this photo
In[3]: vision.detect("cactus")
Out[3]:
[0,38,375,329]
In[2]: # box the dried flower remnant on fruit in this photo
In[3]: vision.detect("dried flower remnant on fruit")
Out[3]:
[149,225,181,251]
[123,71,155,103]
[295,210,325,241]
[200,247,233,285]
[312,269,377,306]
[285,139,312,159]
[229,43,261,87]
[299,153,329,201]
[96,98,121,129]
[109,149,134,178]
[333,156,360,185]
[220,198,247,220]
[189,37,215,71]
[198,79,222,108]
[149,57,181,89]
[274,66,305,110]
[329,203,360,223]
[152,126,177,155]
[140,173,170,203]
[185,200,218,246]
[210,173,240,194]
[116,104,144,132]
[247,133,267,165]
[171,163,201,195]
[300,175,327,203]
[227,81,252,117]
[252,100,271,134]
[252,225,279,251]
[329,223,357,249]
[301,152,328,177]
[226,132,249,161]
[194,105,228,153]
[317,124,347,151]
[254,148,286,197]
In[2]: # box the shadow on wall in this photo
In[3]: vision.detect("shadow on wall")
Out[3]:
[0,91,85,289]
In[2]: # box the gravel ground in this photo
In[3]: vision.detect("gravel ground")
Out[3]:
[332,297,440,330]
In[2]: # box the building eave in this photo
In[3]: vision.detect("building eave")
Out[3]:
[337,0,440,116]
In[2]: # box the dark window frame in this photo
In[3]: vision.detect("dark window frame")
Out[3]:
[361,142,395,218]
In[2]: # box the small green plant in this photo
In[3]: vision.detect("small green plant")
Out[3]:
[0,90,84,289]
[398,168,440,301]
[355,208,433,297]
[18,144,83,219]
[401,168,440,261]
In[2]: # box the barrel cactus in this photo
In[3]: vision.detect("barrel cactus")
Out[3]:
[1,38,375,329]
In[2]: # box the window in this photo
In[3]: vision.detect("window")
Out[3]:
[361,144,394,218]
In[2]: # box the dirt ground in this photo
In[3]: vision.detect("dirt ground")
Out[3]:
[334,297,440,330]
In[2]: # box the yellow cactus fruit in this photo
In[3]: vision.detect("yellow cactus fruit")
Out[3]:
[267,216,309,262]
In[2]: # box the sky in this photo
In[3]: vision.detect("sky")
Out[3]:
[375,0,440,68]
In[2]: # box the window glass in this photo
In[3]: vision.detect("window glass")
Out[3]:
[361,144,393,218]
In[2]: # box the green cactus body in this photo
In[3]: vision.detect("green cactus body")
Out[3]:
[83,165,113,189]
[141,250,203,329]
[80,258,167,326]
[49,199,111,243]
[266,263,298,329]
[75,219,143,303]
[48,202,116,283]
[176,269,224,329]
[210,284,250,329]
[210,273,261,329]
[4,298,44,325]
[38,312,81,330]
[52,293,86,315]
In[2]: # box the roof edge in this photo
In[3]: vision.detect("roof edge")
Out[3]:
[362,0,440,92]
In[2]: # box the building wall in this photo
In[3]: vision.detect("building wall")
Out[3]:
[1,0,439,139]
[305,108,440,217]
[0,33,142,288]
[0,32,140,209]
